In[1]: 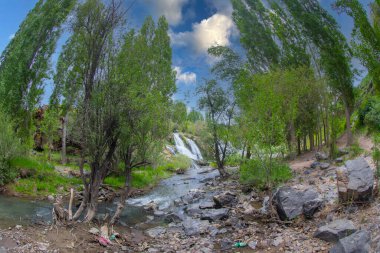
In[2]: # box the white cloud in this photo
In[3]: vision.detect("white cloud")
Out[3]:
[145,0,189,26]
[8,34,15,40]
[174,66,196,85]
[170,13,236,55]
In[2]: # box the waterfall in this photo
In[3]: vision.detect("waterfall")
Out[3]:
[173,133,200,161]
[185,137,203,161]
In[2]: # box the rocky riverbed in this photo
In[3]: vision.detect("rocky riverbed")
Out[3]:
[1,152,380,252]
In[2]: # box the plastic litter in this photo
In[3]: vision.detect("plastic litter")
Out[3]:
[98,236,111,247]
[109,234,116,241]
[233,242,247,248]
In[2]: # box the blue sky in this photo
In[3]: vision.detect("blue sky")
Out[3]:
[0,0,372,109]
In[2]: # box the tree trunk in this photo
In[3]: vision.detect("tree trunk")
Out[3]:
[110,164,132,224]
[309,133,314,151]
[297,137,301,155]
[344,103,353,146]
[289,121,297,154]
[61,113,68,164]
[246,145,251,159]
[303,136,307,152]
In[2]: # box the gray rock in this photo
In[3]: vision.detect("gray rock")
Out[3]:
[164,213,183,223]
[274,186,323,220]
[329,230,370,253]
[153,210,165,216]
[182,218,210,236]
[220,239,233,251]
[336,157,344,163]
[311,161,321,169]
[185,203,202,217]
[121,246,128,251]
[320,162,330,170]
[314,219,357,242]
[338,148,349,156]
[181,190,204,204]
[316,152,328,161]
[0,247,6,253]
[213,191,237,208]
[200,208,229,221]
[272,236,284,247]
[199,200,215,209]
[338,158,374,202]
[47,195,55,202]
[89,227,100,235]
[248,241,258,250]
[145,226,166,238]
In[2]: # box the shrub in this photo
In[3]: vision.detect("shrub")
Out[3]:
[0,111,23,185]
[358,97,380,131]
[240,159,292,189]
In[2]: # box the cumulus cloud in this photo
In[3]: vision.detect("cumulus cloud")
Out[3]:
[170,13,235,55]
[8,34,15,40]
[145,0,189,26]
[174,66,196,85]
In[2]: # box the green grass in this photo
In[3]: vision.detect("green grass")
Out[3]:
[104,165,172,189]
[164,154,192,172]
[8,155,82,197]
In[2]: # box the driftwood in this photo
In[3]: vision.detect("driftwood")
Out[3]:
[52,189,75,225]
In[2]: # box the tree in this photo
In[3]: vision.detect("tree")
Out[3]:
[55,0,125,222]
[0,0,76,143]
[283,0,355,146]
[171,101,188,127]
[110,16,175,224]
[198,79,235,178]
[335,0,380,93]
[40,106,60,161]
[187,109,203,122]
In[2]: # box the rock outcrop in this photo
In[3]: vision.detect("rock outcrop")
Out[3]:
[274,186,323,220]
[336,158,374,203]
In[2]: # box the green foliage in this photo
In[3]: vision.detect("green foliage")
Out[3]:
[240,159,292,189]
[0,112,23,185]
[372,134,380,174]
[164,154,192,172]
[363,98,380,131]
[0,0,75,142]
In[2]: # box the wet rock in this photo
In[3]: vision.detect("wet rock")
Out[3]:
[337,158,374,203]
[164,213,182,223]
[185,203,202,217]
[329,230,371,253]
[182,218,210,236]
[144,201,157,211]
[146,226,166,238]
[47,195,55,202]
[316,152,328,161]
[153,210,165,216]
[200,208,229,221]
[314,219,356,242]
[199,200,215,209]
[274,186,323,220]
[181,189,204,204]
[336,157,344,163]
[213,191,237,208]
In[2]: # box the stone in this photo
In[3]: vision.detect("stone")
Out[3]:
[311,161,321,169]
[15,225,22,229]
[213,191,237,208]
[336,157,344,163]
[164,213,182,223]
[314,219,356,242]
[182,218,210,236]
[47,195,55,202]
[89,227,100,235]
[220,239,233,251]
[329,230,371,253]
[181,189,204,204]
[272,236,284,247]
[248,241,258,250]
[337,158,374,202]
[153,210,165,216]
[0,247,6,253]
[338,148,349,156]
[185,203,202,217]
[320,162,330,170]
[146,227,166,238]
[316,152,328,161]
[200,208,229,221]
[199,200,215,209]
[121,246,128,251]
[274,186,323,220]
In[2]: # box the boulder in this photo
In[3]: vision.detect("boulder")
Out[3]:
[329,230,371,253]
[164,213,183,223]
[181,189,204,204]
[316,152,328,161]
[182,218,210,236]
[185,203,202,217]
[336,158,374,203]
[320,162,330,170]
[314,219,356,242]
[274,186,323,220]
[200,208,229,221]
[213,191,237,208]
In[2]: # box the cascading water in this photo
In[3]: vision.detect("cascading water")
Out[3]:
[185,137,203,161]
[173,133,198,160]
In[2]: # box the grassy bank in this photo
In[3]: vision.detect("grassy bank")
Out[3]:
[6,152,192,197]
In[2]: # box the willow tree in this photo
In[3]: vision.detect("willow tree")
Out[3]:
[284,0,355,146]
[110,16,175,224]
[53,0,125,222]
[0,0,76,143]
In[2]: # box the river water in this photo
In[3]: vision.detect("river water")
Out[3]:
[0,133,218,228]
